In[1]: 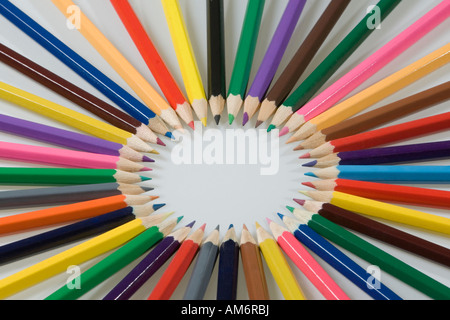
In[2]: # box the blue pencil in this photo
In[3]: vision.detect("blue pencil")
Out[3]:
[305,165,450,184]
[0,0,172,138]
[217,224,240,300]
[279,213,402,300]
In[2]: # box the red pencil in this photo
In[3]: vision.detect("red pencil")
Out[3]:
[110,0,195,130]
[302,179,450,210]
[302,112,450,158]
[147,223,206,300]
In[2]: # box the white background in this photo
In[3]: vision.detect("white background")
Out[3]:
[0,0,449,300]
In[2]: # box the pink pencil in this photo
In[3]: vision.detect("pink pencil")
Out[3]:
[268,218,350,300]
[281,0,450,136]
[0,141,151,172]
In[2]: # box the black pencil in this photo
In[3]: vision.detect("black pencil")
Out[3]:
[207,0,227,124]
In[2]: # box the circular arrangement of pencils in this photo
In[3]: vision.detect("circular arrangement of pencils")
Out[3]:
[0,0,449,302]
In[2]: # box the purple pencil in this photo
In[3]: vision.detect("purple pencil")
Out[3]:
[0,113,154,163]
[102,221,195,300]
[242,0,306,125]
[303,140,450,168]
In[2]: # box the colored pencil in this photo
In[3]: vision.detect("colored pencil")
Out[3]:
[0,208,169,266]
[207,0,227,125]
[286,43,450,141]
[183,226,220,300]
[148,224,206,300]
[0,43,163,145]
[290,208,450,299]
[110,0,194,130]
[0,182,153,209]
[45,217,181,300]
[161,0,208,127]
[279,214,402,300]
[0,167,150,186]
[305,114,450,159]
[103,221,194,300]
[279,1,450,136]
[303,140,450,167]
[217,224,240,300]
[0,141,151,172]
[292,202,450,267]
[267,0,402,132]
[0,82,155,153]
[268,219,350,300]
[256,221,305,300]
[239,224,270,300]
[297,81,450,150]
[0,0,172,137]
[0,214,169,299]
[52,0,182,131]
[227,0,265,125]
[0,194,157,235]
[0,114,156,161]
[302,178,450,209]
[242,0,306,126]
[300,190,450,235]
[305,165,450,184]
[256,0,350,127]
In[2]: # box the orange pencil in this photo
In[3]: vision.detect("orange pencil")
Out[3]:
[0,194,158,235]
[148,223,206,300]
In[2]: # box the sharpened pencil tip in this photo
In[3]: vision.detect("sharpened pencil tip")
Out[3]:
[165,132,174,139]
[267,124,276,132]
[299,152,311,159]
[303,160,317,167]
[140,167,152,172]
[201,118,207,127]
[214,115,221,125]
[298,190,310,197]
[200,223,207,231]
[228,114,235,125]
[277,213,284,220]
[149,196,159,201]
[305,171,317,178]
[188,121,195,130]
[186,221,196,228]
[157,138,166,147]
[149,149,160,155]
[286,206,295,213]
[255,120,263,128]
[153,203,166,211]
[140,176,152,182]
[228,224,234,230]
[279,127,289,137]
[176,216,184,223]
[242,224,248,231]
[266,218,273,225]
[302,182,315,189]
[242,113,249,126]
[142,186,154,192]
[293,199,305,206]
[142,156,155,163]
[255,221,262,229]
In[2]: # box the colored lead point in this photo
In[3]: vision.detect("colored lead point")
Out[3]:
[228,114,235,125]
[214,115,221,125]
[242,113,249,126]
[267,124,276,132]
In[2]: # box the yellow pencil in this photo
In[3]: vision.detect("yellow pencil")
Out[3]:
[0,81,156,153]
[255,221,306,300]
[287,43,450,143]
[300,190,450,235]
[161,0,208,127]
[51,0,182,131]
[0,212,174,299]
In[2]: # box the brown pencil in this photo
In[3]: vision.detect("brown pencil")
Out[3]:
[296,81,450,150]
[240,224,270,300]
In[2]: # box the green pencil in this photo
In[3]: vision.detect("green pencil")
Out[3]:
[268,0,401,131]
[45,217,182,300]
[0,167,151,185]
[290,207,450,300]
[227,0,265,125]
